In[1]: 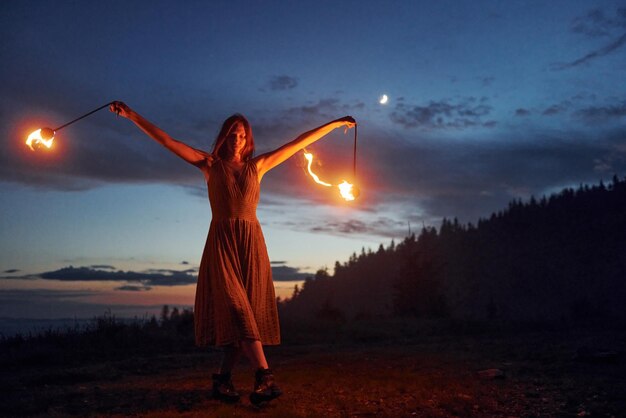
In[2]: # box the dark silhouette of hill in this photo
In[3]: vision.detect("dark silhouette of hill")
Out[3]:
[281,176,626,322]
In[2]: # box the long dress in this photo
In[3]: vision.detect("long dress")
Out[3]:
[194,159,280,347]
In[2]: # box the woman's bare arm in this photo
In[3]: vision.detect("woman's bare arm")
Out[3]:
[110,101,213,170]
[253,116,355,181]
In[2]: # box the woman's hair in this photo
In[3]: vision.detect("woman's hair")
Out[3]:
[211,114,255,161]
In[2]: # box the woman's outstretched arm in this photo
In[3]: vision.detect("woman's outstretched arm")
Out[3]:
[110,101,212,170]
[254,116,355,180]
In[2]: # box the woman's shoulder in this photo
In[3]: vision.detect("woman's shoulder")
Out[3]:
[204,154,222,169]
[200,154,220,181]
[249,156,262,170]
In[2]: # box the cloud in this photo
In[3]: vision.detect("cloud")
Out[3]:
[287,98,341,118]
[554,8,626,70]
[541,95,599,117]
[280,98,363,122]
[542,103,569,116]
[390,97,495,130]
[38,266,197,286]
[514,96,612,120]
[115,285,152,291]
[268,75,298,91]
[571,8,626,38]
[575,101,626,123]
[271,265,311,281]
[310,219,369,234]
[309,217,407,238]
[3,269,20,274]
[10,263,310,286]
[593,157,614,173]
[147,268,197,274]
[553,32,626,70]
[89,265,116,270]
[180,260,190,265]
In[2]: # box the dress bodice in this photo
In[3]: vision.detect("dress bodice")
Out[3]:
[208,160,260,222]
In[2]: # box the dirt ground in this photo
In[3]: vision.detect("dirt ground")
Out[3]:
[1,325,624,417]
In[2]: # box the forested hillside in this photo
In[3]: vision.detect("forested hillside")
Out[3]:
[281,176,626,321]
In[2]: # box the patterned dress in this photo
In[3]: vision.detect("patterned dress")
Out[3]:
[194,159,280,347]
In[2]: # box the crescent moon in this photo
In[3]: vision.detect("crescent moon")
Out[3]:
[379,94,389,105]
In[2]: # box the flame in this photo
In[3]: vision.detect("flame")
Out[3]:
[26,129,54,151]
[303,151,360,202]
[338,180,357,201]
[303,151,331,187]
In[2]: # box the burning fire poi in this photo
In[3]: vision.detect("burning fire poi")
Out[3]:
[303,150,359,201]
[26,128,55,151]
[24,102,113,151]
[338,180,359,201]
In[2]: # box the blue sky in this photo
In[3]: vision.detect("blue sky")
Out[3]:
[1,0,625,320]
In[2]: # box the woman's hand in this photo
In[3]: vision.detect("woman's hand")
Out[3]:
[335,116,356,132]
[109,101,132,119]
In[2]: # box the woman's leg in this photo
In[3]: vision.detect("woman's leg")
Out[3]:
[239,339,281,404]
[213,345,242,403]
[239,339,269,369]
[219,344,242,374]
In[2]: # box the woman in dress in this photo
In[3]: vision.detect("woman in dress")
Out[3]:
[110,101,355,405]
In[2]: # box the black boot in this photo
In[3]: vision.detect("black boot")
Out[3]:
[249,368,282,405]
[212,372,240,403]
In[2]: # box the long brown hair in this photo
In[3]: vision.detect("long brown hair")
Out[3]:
[211,114,255,161]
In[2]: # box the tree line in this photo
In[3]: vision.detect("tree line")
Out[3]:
[280,176,626,321]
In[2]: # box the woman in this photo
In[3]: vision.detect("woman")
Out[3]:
[110,101,355,405]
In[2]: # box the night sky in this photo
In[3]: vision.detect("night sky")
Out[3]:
[1,0,625,320]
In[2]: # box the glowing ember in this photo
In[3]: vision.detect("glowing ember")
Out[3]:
[26,128,55,151]
[303,151,332,187]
